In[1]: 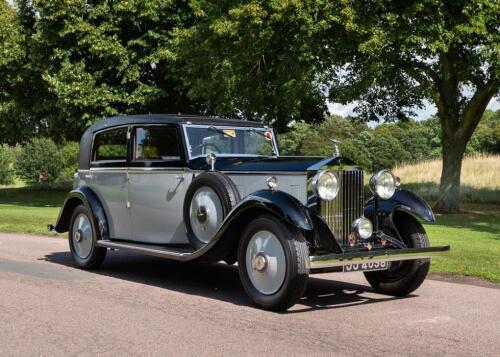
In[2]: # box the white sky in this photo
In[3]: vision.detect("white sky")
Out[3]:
[328,97,500,121]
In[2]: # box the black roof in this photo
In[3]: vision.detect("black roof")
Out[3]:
[86,114,266,133]
[79,114,268,169]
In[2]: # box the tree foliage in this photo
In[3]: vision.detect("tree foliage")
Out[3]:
[16,137,63,183]
[280,110,499,172]
[2,0,202,142]
[1,0,498,211]
[176,0,499,211]
[0,0,31,145]
[174,0,332,131]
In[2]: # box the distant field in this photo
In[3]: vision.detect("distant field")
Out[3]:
[394,154,500,204]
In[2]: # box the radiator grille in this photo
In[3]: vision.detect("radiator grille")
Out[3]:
[320,170,364,244]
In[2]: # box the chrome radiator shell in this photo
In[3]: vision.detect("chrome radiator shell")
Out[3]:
[319,169,364,244]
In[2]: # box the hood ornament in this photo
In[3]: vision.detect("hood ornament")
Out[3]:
[330,138,341,157]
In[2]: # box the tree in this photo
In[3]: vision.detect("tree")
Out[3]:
[176,0,498,212]
[325,0,499,212]
[174,0,330,131]
[0,0,31,144]
[7,0,202,143]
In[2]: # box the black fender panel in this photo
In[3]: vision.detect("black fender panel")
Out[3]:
[186,189,313,262]
[54,186,109,240]
[364,189,435,223]
[229,189,314,231]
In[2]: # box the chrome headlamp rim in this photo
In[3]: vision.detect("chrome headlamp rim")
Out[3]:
[352,216,373,240]
[312,169,340,201]
[369,169,397,200]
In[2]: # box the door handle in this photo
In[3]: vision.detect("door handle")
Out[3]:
[175,175,184,181]
[84,174,93,180]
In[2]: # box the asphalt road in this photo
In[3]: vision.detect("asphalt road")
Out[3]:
[1,233,499,356]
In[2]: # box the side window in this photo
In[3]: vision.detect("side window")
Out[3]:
[92,127,128,162]
[133,126,180,161]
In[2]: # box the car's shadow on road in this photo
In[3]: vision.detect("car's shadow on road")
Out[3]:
[42,250,405,313]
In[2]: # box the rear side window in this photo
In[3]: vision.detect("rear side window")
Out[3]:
[92,127,128,162]
[133,126,180,161]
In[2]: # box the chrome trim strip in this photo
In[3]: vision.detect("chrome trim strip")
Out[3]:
[128,168,186,174]
[308,246,450,270]
[89,167,186,172]
[218,171,306,175]
[86,167,303,175]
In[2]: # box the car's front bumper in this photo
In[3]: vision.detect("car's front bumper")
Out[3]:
[308,245,450,271]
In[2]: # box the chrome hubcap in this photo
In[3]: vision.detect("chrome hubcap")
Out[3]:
[72,213,93,259]
[245,230,286,295]
[189,187,223,244]
[196,206,208,223]
[253,253,268,272]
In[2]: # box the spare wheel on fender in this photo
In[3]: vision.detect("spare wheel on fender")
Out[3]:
[183,171,240,249]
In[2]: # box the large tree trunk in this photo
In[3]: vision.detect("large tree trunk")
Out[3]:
[434,131,466,213]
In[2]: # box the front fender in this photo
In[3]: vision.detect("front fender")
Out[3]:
[185,189,313,262]
[364,189,435,223]
[229,189,314,231]
[53,186,109,240]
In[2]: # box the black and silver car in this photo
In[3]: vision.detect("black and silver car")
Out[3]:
[50,114,449,311]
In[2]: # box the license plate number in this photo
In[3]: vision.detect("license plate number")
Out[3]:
[343,261,389,272]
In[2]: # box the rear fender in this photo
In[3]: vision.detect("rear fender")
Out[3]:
[53,186,109,240]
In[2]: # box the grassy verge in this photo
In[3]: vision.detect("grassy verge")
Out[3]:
[425,204,500,283]
[0,187,67,235]
[0,187,498,283]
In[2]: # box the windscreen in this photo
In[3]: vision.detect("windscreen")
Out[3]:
[184,125,277,159]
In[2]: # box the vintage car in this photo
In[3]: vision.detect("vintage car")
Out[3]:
[50,114,449,311]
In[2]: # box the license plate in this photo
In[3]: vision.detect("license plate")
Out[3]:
[343,261,389,272]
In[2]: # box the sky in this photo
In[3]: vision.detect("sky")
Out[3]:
[328,97,500,121]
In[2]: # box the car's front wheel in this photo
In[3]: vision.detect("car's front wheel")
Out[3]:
[69,205,106,269]
[364,214,430,296]
[238,215,309,311]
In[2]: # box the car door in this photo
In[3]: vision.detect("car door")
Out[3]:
[128,124,190,244]
[89,126,132,239]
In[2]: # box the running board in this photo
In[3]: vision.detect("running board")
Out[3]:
[96,240,196,261]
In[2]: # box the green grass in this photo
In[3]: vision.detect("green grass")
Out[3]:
[0,187,67,235]
[425,204,500,283]
[0,186,498,283]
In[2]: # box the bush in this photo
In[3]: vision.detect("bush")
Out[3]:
[56,141,79,183]
[16,138,63,183]
[0,145,17,185]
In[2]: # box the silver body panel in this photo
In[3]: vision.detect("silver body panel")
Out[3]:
[78,169,132,239]
[128,169,190,244]
[227,173,307,205]
[76,168,306,244]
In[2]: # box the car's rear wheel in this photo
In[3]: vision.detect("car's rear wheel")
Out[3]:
[69,205,106,269]
[364,215,430,296]
[184,172,240,250]
[238,215,309,311]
